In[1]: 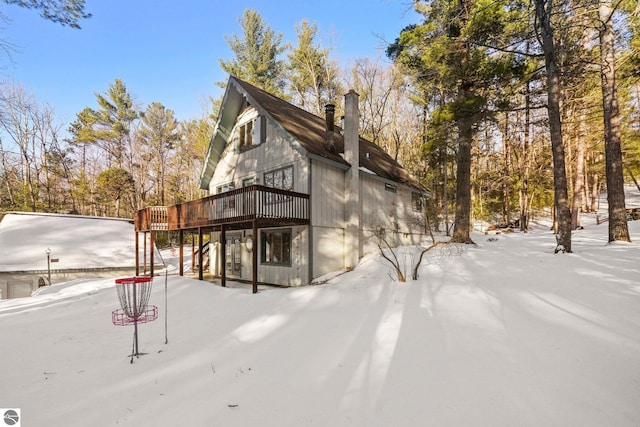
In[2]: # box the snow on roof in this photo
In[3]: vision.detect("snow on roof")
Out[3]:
[0,212,136,272]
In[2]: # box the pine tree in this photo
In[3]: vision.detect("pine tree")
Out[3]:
[137,102,180,206]
[70,79,138,168]
[287,20,342,115]
[218,9,286,97]
[388,0,524,244]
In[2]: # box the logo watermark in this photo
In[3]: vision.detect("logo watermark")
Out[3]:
[1,409,20,426]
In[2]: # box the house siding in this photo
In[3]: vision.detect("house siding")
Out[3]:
[360,173,427,255]
[209,226,308,286]
[310,159,346,278]
[310,160,344,228]
[208,108,308,193]
[207,110,311,286]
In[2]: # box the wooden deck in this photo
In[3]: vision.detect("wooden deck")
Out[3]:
[134,185,310,294]
[135,184,310,232]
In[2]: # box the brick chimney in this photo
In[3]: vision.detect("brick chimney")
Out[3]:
[344,89,361,269]
[324,104,336,153]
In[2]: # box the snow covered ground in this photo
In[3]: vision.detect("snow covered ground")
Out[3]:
[1,190,640,426]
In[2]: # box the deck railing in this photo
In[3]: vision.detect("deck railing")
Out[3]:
[135,185,309,231]
[135,206,169,231]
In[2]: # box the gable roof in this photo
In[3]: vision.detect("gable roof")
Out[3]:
[200,76,426,192]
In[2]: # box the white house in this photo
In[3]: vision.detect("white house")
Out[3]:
[135,76,429,292]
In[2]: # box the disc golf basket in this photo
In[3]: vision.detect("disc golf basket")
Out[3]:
[112,276,157,360]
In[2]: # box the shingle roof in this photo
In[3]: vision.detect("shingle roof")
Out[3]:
[203,76,425,192]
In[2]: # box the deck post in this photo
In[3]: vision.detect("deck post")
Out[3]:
[178,229,184,276]
[191,234,195,272]
[198,227,204,281]
[150,231,155,277]
[143,232,148,276]
[135,231,139,276]
[221,225,226,287]
[252,221,258,294]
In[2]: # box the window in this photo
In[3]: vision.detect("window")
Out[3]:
[261,229,291,265]
[236,116,266,150]
[216,182,235,194]
[264,166,294,191]
[412,192,424,212]
[385,183,397,193]
[264,165,294,203]
[216,182,236,209]
[239,120,253,147]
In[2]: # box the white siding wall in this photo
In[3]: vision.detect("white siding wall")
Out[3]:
[257,225,308,286]
[311,160,344,227]
[209,109,308,193]
[208,226,308,286]
[310,160,346,278]
[312,226,345,278]
[360,174,427,255]
[308,162,426,279]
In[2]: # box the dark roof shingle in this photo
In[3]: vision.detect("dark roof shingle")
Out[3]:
[232,77,424,191]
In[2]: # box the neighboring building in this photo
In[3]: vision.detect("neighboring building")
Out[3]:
[0,212,140,299]
[135,76,429,291]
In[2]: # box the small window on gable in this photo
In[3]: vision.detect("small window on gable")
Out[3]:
[237,116,265,150]
[385,183,397,193]
[412,192,424,212]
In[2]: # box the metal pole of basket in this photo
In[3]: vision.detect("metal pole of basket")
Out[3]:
[133,279,138,356]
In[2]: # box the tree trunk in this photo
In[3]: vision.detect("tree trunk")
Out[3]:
[502,113,511,224]
[599,0,630,243]
[520,72,531,232]
[451,108,475,244]
[590,173,599,213]
[534,0,572,252]
[571,116,586,229]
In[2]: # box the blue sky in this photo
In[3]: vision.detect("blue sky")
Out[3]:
[1,0,418,123]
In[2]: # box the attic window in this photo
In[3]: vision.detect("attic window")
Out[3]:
[385,183,397,193]
[237,116,266,151]
[239,121,253,147]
